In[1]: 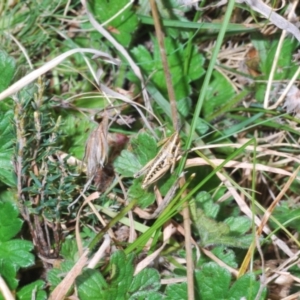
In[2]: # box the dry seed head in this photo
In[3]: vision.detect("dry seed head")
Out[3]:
[282,84,300,116]
[84,115,109,177]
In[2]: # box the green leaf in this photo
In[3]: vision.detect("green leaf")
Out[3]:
[129,45,153,74]
[47,260,75,289]
[211,246,238,269]
[0,202,22,242]
[177,97,192,118]
[131,133,157,166]
[195,263,231,300]
[272,204,300,232]
[114,150,141,177]
[228,273,267,300]
[77,252,162,300]
[91,0,138,47]
[128,181,155,208]
[0,239,34,268]
[251,37,298,102]
[203,70,235,118]
[138,1,197,39]
[195,264,267,300]
[192,208,229,246]
[0,110,15,186]
[129,292,162,300]
[60,113,92,159]
[195,118,209,135]
[0,203,34,291]
[165,282,187,300]
[0,259,18,290]
[130,37,205,107]
[97,251,134,300]
[0,110,14,149]
[260,38,298,80]
[0,51,16,93]
[224,216,251,235]
[61,239,80,261]
[191,208,252,248]
[129,268,161,298]
[114,133,157,179]
[77,269,107,300]
[195,191,220,218]
[109,251,134,293]
[17,280,47,300]
[29,171,42,188]
[187,45,206,81]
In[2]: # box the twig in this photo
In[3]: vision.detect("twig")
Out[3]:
[238,166,300,277]
[82,0,152,112]
[149,0,179,130]
[0,276,14,300]
[264,0,299,109]
[0,48,118,101]
[149,1,194,299]
[236,0,300,42]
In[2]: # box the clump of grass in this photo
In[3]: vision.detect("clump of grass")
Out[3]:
[0,0,300,299]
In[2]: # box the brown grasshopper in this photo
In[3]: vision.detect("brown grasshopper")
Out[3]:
[134,131,181,189]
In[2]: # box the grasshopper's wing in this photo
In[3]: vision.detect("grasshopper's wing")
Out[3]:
[133,157,155,178]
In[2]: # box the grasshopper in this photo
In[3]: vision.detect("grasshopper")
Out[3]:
[134,131,181,189]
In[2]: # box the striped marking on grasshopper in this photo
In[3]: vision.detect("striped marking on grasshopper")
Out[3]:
[134,131,181,189]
